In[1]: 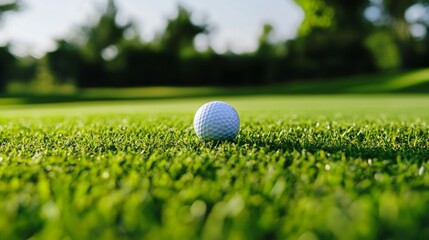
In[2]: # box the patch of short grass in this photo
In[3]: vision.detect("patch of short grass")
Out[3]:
[0,95,429,239]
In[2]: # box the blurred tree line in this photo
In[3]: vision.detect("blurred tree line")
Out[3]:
[1,0,429,92]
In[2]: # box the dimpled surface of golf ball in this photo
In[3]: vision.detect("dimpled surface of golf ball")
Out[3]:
[194,101,240,141]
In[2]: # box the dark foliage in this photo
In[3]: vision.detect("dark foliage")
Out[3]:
[1,0,429,91]
[0,46,16,92]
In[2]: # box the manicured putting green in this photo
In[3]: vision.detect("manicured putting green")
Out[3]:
[0,95,428,239]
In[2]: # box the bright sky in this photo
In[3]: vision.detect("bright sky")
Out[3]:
[0,0,304,57]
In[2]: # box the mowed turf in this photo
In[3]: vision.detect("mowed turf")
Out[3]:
[1,95,429,239]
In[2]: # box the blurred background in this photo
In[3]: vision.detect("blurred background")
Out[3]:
[0,0,429,99]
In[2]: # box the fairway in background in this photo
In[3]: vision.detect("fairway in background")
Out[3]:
[3,68,429,107]
[1,95,429,119]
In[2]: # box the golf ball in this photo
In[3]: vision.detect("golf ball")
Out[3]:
[194,101,240,141]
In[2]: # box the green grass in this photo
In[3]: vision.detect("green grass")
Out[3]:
[1,95,429,239]
[2,68,429,105]
[285,68,429,94]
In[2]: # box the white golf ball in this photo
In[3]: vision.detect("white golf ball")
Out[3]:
[193,101,240,141]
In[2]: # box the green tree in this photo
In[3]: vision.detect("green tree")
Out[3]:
[46,40,82,84]
[294,0,335,36]
[294,0,370,36]
[257,24,275,56]
[381,0,429,67]
[80,0,131,62]
[0,46,16,92]
[0,0,20,92]
[32,57,56,94]
[0,0,19,20]
[76,0,133,87]
[364,30,401,70]
[158,5,208,57]
[383,0,415,41]
[256,23,286,58]
[289,0,375,76]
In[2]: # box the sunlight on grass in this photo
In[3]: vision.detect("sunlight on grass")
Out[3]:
[80,87,218,98]
[382,69,429,90]
[2,68,429,104]
[1,95,429,120]
[0,98,24,106]
[0,95,428,239]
